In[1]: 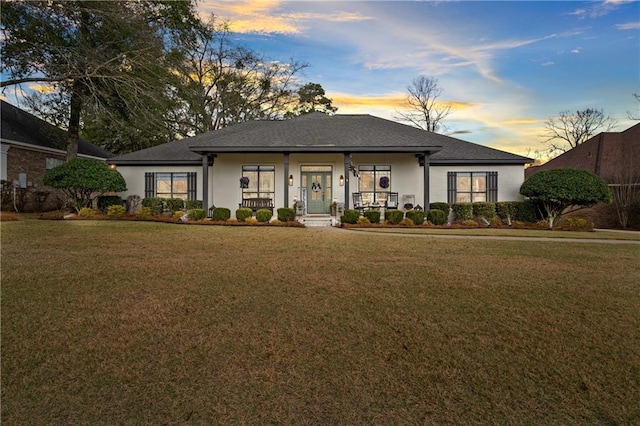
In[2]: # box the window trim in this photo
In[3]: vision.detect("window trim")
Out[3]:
[358,165,391,204]
[447,171,498,204]
[144,172,196,200]
[241,165,275,201]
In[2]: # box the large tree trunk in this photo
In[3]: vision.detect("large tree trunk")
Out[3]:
[66,81,83,161]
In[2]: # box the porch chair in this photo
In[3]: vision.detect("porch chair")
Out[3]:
[385,192,399,209]
[352,192,367,215]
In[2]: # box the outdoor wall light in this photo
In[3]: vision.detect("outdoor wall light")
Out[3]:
[289,174,294,186]
[109,164,116,170]
[339,175,344,186]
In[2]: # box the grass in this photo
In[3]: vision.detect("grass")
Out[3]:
[2,218,639,424]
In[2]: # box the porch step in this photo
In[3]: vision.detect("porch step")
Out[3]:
[298,215,336,227]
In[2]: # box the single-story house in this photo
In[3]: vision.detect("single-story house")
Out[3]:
[1,100,112,211]
[109,113,533,218]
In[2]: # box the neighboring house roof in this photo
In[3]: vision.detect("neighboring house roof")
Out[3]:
[1,100,112,158]
[525,123,640,180]
[110,112,532,165]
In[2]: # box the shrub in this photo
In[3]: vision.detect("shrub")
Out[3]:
[185,199,203,210]
[244,216,258,224]
[211,207,231,221]
[142,197,164,215]
[473,202,496,219]
[357,216,371,225]
[514,200,539,223]
[430,202,449,213]
[399,217,414,226]
[188,209,206,221]
[364,209,381,224]
[256,209,272,223]
[277,207,296,222]
[165,198,185,213]
[97,195,124,212]
[236,207,253,222]
[385,209,404,224]
[405,209,425,225]
[78,207,95,218]
[496,202,517,223]
[451,203,473,222]
[341,209,360,224]
[427,209,447,225]
[173,210,185,221]
[106,204,126,219]
[462,219,479,227]
[136,206,152,219]
[38,210,67,220]
[562,216,594,231]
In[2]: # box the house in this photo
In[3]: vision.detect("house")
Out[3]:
[109,113,533,220]
[525,123,640,227]
[1,100,112,211]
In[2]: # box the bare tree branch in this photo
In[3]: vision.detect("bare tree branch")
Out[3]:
[541,108,617,156]
[395,76,453,133]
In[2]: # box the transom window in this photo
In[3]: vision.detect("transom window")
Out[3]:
[447,172,498,203]
[242,165,275,200]
[358,165,391,204]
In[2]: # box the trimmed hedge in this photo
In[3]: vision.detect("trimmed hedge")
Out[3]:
[451,203,473,222]
[141,197,164,215]
[429,202,450,214]
[188,209,206,221]
[97,195,124,212]
[385,209,404,224]
[427,209,447,225]
[341,209,360,224]
[364,209,381,224]
[236,207,253,222]
[165,198,185,214]
[211,207,231,221]
[185,199,203,210]
[277,207,296,222]
[256,208,272,223]
[405,209,425,225]
[472,202,496,219]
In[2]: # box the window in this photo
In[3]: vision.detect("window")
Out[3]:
[242,165,275,200]
[447,172,497,203]
[46,157,64,170]
[145,172,196,200]
[358,165,391,204]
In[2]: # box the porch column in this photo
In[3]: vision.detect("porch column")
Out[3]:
[202,154,214,216]
[283,153,290,208]
[343,153,350,209]
[422,152,430,209]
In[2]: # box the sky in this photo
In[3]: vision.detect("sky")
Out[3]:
[196,0,640,157]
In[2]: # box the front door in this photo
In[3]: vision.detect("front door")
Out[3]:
[302,170,332,214]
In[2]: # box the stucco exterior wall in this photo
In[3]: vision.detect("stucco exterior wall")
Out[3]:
[116,154,527,211]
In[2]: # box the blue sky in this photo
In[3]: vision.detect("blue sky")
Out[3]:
[198,0,640,156]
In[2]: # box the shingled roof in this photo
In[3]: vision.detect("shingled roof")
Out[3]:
[1,100,112,158]
[110,113,531,165]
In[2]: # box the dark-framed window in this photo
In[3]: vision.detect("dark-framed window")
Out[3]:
[145,172,196,200]
[447,171,497,203]
[358,165,391,204]
[242,165,275,200]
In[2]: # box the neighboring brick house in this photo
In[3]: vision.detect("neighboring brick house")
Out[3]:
[525,123,640,228]
[1,100,112,212]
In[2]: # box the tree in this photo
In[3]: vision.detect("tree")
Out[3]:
[520,168,612,229]
[289,83,337,116]
[43,158,127,212]
[1,0,202,159]
[395,76,453,132]
[541,108,616,156]
[628,93,639,120]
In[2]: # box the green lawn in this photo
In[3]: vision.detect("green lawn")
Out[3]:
[2,219,639,424]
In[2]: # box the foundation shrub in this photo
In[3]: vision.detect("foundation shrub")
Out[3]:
[357,216,371,225]
[405,209,425,225]
[399,217,414,226]
[106,204,126,219]
[39,210,67,220]
[211,207,231,221]
[172,210,185,221]
[136,206,152,219]
[165,198,185,214]
[236,208,253,222]
[462,219,479,227]
[277,207,296,222]
[188,209,206,221]
[496,202,517,223]
[514,200,539,223]
[385,209,404,224]
[429,202,450,214]
[341,209,360,224]
[142,197,164,215]
[427,209,447,225]
[452,203,473,222]
[256,208,272,223]
[97,195,124,212]
[364,209,381,224]
[185,199,202,210]
[473,202,496,219]
[244,216,258,224]
[78,207,95,218]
